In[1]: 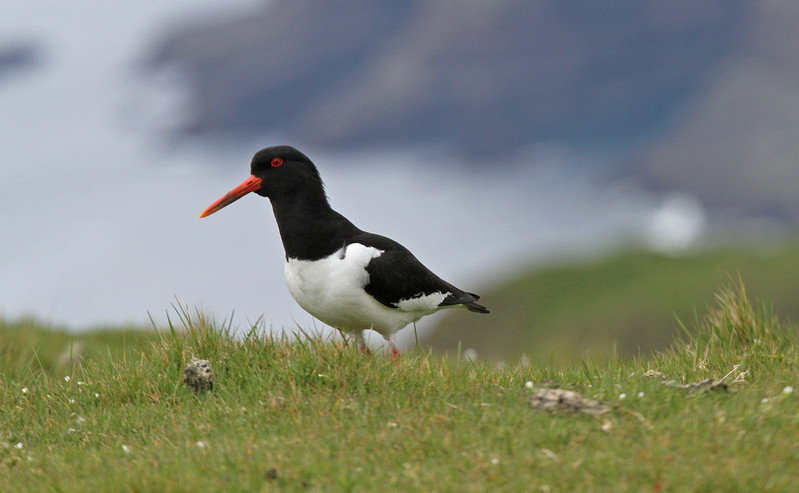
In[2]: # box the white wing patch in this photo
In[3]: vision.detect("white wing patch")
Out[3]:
[285,244,383,308]
[394,291,450,312]
[283,243,448,338]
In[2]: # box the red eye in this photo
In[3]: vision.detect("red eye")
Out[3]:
[271,157,283,167]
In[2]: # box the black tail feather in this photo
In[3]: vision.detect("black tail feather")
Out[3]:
[445,290,489,313]
[464,301,489,314]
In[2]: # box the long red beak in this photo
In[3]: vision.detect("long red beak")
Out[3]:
[200,175,263,218]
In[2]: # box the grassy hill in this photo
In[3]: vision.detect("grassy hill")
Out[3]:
[1,281,798,491]
[0,319,160,381]
[426,243,799,364]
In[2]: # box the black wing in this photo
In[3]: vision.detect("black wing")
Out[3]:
[357,232,489,313]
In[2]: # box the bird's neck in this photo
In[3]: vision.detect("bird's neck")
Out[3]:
[269,193,359,261]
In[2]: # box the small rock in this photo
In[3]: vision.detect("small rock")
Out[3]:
[528,388,609,416]
[664,378,728,393]
[535,379,560,389]
[647,371,729,393]
[184,358,214,393]
[644,370,667,380]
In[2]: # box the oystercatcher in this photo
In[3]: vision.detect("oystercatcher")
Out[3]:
[200,146,489,356]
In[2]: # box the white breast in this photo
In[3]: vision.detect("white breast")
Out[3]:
[283,243,438,337]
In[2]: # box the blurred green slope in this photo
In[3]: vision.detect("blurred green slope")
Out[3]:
[426,243,799,364]
[0,319,159,381]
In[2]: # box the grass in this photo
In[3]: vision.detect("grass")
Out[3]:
[1,280,798,491]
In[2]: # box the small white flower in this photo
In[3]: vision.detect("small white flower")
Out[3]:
[64,376,71,382]
[14,442,23,449]
[69,399,75,404]
[94,393,100,398]
[121,445,130,453]
[21,387,28,394]
[783,386,794,394]
[490,457,500,465]
[525,381,534,389]
[619,393,627,400]
[196,441,207,448]
[637,392,645,398]
[388,422,398,428]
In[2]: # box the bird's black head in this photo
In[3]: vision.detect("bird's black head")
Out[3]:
[200,145,327,218]
[249,146,324,200]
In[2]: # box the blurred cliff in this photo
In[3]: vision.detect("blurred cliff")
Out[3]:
[148,2,743,155]
[147,1,799,222]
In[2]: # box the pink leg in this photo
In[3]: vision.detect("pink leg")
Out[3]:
[336,329,350,348]
[388,338,401,363]
[355,331,371,356]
